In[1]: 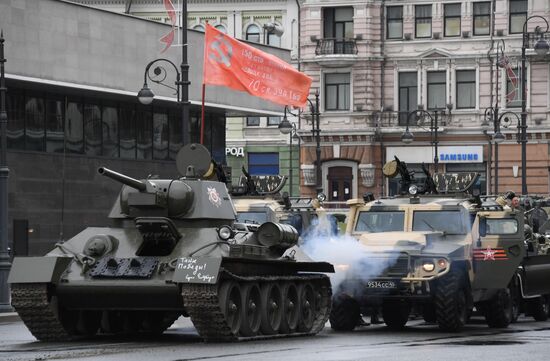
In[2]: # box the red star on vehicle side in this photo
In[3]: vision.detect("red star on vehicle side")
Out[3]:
[482,246,496,261]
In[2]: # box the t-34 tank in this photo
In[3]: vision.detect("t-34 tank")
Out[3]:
[8,144,334,342]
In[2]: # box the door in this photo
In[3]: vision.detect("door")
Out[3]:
[328,166,353,202]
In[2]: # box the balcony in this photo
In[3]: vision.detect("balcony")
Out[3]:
[314,38,358,67]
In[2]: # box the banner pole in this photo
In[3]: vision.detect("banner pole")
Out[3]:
[200,83,206,145]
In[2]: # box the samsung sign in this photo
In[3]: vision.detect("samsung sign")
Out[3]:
[387,146,483,164]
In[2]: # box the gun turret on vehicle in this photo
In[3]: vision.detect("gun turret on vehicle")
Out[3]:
[8,143,334,342]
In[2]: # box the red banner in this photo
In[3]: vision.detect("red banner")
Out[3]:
[203,23,312,108]
[159,0,176,53]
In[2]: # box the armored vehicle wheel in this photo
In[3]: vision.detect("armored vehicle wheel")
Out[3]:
[297,283,316,332]
[527,296,549,321]
[219,281,243,335]
[59,309,101,337]
[435,269,468,332]
[329,294,360,331]
[482,288,512,328]
[280,282,300,333]
[260,282,283,334]
[239,283,262,336]
[509,275,521,323]
[382,300,410,330]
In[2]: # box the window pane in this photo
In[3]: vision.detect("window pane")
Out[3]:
[136,107,152,160]
[445,4,461,16]
[445,18,461,36]
[457,83,476,108]
[416,20,431,37]
[267,32,281,46]
[25,96,45,151]
[388,21,403,38]
[510,14,526,33]
[248,152,279,175]
[335,7,353,21]
[267,116,281,126]
[326,73,349,84]
[428,85,446,109]
[416,5,432,17]
[215,24,226,33]
[247,116,260,126]
[6,90,25,150]
[169,109,183,160]
[506,67,521,107]
[387,6,402,19]
[102,106,118,158]
[84,103,102,156]
[474,16,490,35]
[510,0,527,12]
[339,84,350,110]
[457,70,475,82]
[399,73,417,87]
[326,85,337,110]
[428,72,446,83]
[193,25,204,32]
[46,99,64,153]
[473,2,490,15]
[153,111,169,160]
[119,105,135,159]
[246,24,260,43]
[65,101,83,154]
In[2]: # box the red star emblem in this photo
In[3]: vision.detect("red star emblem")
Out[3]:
[482,246,496,261]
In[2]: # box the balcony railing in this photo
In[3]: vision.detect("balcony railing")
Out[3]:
[315,38,358,55]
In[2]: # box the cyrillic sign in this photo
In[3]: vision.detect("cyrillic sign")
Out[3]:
[225,147,244,157]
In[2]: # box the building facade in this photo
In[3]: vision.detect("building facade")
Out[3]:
[0,0,287,255]
[299,0,550,200]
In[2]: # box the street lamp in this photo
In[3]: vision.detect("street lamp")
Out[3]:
[279,91,322,196]
[401,106,451,173]
[520,16,549,194]
[0,30,11,312]
[278,110,299,196]
[137,1,190,145]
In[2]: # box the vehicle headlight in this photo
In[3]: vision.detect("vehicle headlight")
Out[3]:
[437,258,448,270]
[218,226,234,240]
[335,264,350,272]
[408,185,418,195]
[422,262,435,272]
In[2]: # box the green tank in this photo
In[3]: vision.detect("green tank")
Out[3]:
[8,144,333,342]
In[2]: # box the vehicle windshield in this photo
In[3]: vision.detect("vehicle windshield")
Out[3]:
[355,211,405,232]
[412,210,466,234]
[236,211,267,224]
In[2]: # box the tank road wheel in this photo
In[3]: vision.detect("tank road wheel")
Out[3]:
[51,295,100,338]
[435,269,468,332]
[329,293,360,331]
[382,300,410,330]
[482,288,513,328]
[219,281,243,336]
[280,282,300,334]
[260,282,284,335]
[527,296,549,321]
[297,283,316,332]
[239,283,262,336]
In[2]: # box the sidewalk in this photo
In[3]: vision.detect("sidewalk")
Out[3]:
[0,311,20,323]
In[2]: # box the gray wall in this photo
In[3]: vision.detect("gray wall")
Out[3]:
[0,0,287,115]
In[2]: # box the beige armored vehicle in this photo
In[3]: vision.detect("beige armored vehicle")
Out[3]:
[330,158,528,332]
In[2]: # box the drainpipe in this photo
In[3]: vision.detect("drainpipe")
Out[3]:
[379,0,386,197]
[295,0,302,196]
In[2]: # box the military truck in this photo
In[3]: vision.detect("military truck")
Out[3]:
[329,157,537,332]
[8,144,333,342]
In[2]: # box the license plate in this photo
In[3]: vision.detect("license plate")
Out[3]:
[366,280,397,289]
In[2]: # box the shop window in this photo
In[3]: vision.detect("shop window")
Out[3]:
[169,108,183,160]
[46,98,64,153]
[446,163,486,195]
[456,70,476,109]
[247,116,260,126]
[427,71,446,110]
[24,95,45,151]
[387,6,403,39]
[509,0,527,34]
[473,2,491,36]
[398,72,418,125]
[388,163,427,196]
[444,4,461,37]
[415,5,432,38]
[325,73,350,111]
[65,100,84,154]
[248,152,279,175]
[119,105,136,159]
[153,110,169,160]
[102,105,119,158]
[6,90,25,150]
[267,116,281,126]
[246,24,260,43]
[136,106,152,160]
[84,102,102,156]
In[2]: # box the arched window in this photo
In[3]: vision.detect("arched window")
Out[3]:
[245,24,260,43]
[215,24,227,33]
[267,30,281,47]
[193,24,205,32]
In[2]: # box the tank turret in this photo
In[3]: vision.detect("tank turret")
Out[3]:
[8,143,334,342]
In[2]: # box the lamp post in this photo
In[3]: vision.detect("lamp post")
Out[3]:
[401,106,451,173]
[137,1,190,145]
[279,91,322,196]
[278,110,298,196]
[520,16,550,195]
[0,30,11,312]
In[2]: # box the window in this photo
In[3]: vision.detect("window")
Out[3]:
[84,103,102,156]
[215,24,227,33]
[323,7,354,39]
[45,98,64,153]
[193,24,205,32]
[119,105,136,159]
[153,111,169,160]
[413,211,466,234]
[267,116,281,126]
[6,90,25,150]
[473,2,491,36]
[168,108,183,160]
[325,73,350,111]
[427,71,446,110]
[102,105,119,158]
[456,70,476,109]
[355,211,405,232]
[136,106,152,160]
[387,6,403,39]
[398,72,418,125]
[25,95,45,151]
[506,67,521,107]
[446,163,486,195]
[65,101,84,154]
[444,4,461,37]
[486,218,518,234]
[246,24,260,43]
[246,116,260,126]
[267,29,281,47]
[248,153,279,175]
[415,5,432,38]
[236,211,268,225]
[509,0,527,34]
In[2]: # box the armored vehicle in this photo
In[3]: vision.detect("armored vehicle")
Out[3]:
[8,144,333,342]
[329,157,530,332]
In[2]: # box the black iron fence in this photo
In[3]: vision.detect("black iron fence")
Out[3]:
[315,38,358,55]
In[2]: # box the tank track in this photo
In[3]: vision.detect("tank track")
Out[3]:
[11,283,74,341]
[181,271,332,342]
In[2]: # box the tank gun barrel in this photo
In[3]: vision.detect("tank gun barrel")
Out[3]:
[98,167,146,191]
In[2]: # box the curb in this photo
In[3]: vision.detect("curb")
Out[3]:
[0,312,20,323]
